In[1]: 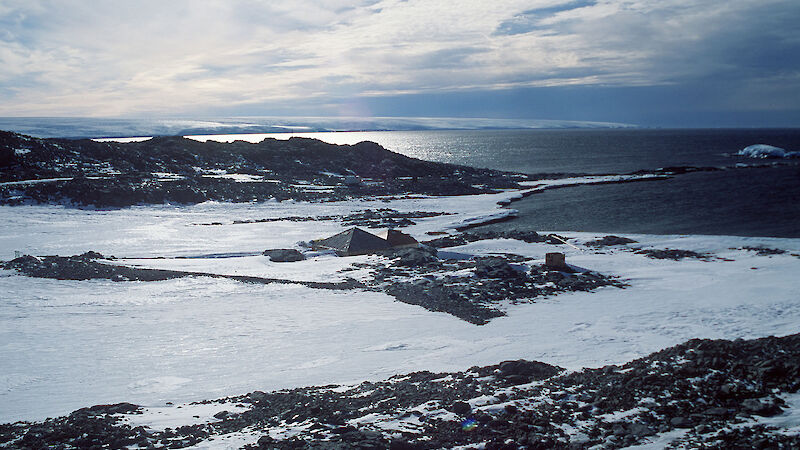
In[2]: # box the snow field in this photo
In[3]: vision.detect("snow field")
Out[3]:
[1,188,799,425]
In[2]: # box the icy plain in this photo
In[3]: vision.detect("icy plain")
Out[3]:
[1,186,799,425]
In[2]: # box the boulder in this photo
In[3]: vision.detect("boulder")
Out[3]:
[263,249,305,262]
[498,359,561,383]
[627,422,655,437]
[451,401,471,415]
[669,417,692,428]
[741,398,783,417]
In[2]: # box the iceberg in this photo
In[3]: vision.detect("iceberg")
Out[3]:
[737,144,800,158]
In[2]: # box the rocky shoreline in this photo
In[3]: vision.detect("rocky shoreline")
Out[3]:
[0,131,525,207]
[2,333,798,449]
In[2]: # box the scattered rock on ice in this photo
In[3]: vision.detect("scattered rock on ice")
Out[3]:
[634,248,712,260]
[5,333,800,449]
[584,235,637,247]
[423,229,545,248]
[737,246,787,256]
[474,257,523,279]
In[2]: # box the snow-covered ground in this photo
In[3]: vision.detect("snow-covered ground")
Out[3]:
[1,188,799,424]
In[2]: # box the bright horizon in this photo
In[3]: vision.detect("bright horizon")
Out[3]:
[1,1,800,127]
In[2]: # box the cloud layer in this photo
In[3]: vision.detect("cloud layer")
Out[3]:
[1,0,799,125]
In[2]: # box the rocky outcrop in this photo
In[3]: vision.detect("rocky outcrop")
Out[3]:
[368,252,623,325]
[634,248,712,260]
[0,131,525,207]
[584,235,638,247]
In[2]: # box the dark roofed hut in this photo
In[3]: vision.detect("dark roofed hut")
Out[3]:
[385,229,419,248]
[311,227,391,256]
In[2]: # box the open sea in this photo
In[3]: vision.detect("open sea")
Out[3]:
[2,119,799,237]
[201,128,800,238]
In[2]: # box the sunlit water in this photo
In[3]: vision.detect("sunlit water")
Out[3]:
[185,128,800,175]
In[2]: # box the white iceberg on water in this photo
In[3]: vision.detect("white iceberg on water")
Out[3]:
[737,144,800,158]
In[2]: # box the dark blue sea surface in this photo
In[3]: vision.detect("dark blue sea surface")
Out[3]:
[483,165,800,238]
[307,128,800,237]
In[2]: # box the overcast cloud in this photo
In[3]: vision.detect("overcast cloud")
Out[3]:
[0,0,798,126]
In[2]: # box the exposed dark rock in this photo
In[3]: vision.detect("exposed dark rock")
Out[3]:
[380,246,439,267]
[5,334,800,449]
[669,417,692,428]
[634,248,712,260]
[474,257,523,279]
[0,130,525,207]
[1,253,362,290]
[202,209,453,228]
[450,401,471,415]
[584,235,637,247]
[368,255,623,324]
[73,250,107,261]
[741,398,783,417]
[423,229,544,249]
[263,248,305,262]
[498,360,562,384]
[738,246,787,256]
[2,253,185,281]
[421,234,469,248]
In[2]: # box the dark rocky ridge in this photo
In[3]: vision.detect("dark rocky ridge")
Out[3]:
[2,333,798,449]
[195,209,454,229]
[0,130,524,207]
[0,253,361,290]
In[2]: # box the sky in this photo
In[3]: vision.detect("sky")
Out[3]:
[1,0,799,127]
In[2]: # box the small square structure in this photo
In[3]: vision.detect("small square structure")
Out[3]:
[545,252,567,269]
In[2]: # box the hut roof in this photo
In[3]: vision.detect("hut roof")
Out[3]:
[312,227,391,256]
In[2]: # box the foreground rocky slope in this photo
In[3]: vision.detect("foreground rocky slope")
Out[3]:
[2,334,798,449]
[0,131,523,207]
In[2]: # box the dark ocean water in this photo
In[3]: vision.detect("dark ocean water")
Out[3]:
[409,129,800,238]
[483,165,800,238]
[286,128,800,237]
